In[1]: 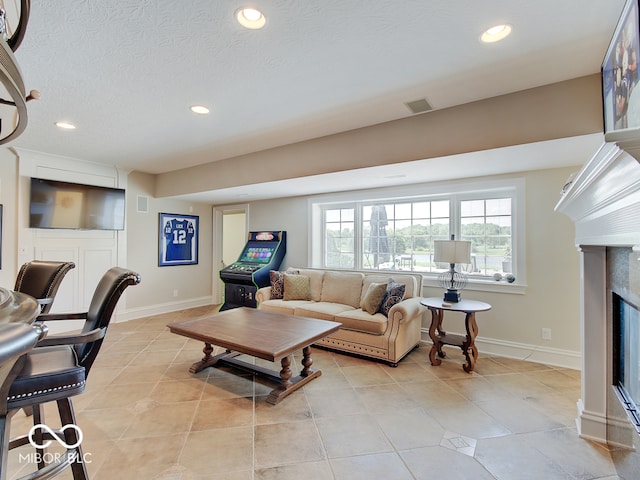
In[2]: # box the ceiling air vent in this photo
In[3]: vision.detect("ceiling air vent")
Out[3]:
[405,98,432,114]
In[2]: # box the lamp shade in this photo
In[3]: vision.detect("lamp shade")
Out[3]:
[433,240,471,264]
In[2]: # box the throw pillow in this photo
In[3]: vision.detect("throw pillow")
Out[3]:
[283,273,310,301]
[378,281,406,316]
[360,282,388,315]
[269,270,285,299]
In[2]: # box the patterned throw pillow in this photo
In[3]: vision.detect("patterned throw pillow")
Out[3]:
[283,273,311,301]
[378,281,406,316]
[270,270,285,299]
[360,282,388,315]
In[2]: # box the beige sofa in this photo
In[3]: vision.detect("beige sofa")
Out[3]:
[256,268,425,366]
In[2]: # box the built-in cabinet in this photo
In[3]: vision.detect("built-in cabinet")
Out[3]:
[16,148,127,331]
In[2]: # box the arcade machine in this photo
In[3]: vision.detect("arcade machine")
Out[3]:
[219,230,286,310]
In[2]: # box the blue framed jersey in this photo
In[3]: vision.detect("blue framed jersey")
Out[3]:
[159,213,199,266]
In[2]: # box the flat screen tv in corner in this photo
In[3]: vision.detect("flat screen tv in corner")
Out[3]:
[29,177,125,230]
[602,0,640,135]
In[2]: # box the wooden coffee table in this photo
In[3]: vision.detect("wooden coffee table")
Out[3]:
[167,307,341,404]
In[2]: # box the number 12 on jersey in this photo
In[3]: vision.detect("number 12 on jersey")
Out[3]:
[159,213,199,266]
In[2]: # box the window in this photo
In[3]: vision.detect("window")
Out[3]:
[460,198,512,276]
[324,207,354,268]
[314,179,522,286]
[361,200,450,272]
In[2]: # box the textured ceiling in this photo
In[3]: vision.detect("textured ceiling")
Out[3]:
[8,1,627,196]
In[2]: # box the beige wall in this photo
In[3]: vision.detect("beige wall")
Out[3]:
[125,171,213,311]
[157,74,602,198]
[246,166,582,360]
[455,167,581,352]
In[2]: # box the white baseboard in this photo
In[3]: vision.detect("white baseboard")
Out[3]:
[114,296,214,323]
[576,399,609,444]
[420,329,581,370]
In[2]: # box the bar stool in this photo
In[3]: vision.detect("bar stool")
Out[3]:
[5,267,141,479]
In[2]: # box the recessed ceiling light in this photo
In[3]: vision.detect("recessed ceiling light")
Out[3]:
[481,24,512,43]
[190,105,210,115]
[235,7,266,29]
[55,121,76,130]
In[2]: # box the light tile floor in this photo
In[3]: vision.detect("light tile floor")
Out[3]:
[6,305,623,479]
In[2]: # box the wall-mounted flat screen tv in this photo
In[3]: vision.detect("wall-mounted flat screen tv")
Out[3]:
[602,0,640,133]
[29,177,125,230]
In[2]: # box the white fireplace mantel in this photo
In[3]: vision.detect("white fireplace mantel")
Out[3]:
[555,138,640,248]
[555,136,640,444]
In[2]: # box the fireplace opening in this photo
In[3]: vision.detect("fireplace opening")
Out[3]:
[613,291,640,434]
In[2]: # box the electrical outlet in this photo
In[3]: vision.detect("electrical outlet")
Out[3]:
[173,289,178,297]
[541,328,552,340]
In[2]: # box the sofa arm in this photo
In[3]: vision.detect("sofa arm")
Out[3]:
[256,286,272,303]
[388,297,425,323]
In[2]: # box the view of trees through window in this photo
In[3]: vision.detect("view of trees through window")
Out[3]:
[362,200,450,272]
[323,195,513,278]
[461,198,512,276]
[324,208,354,268]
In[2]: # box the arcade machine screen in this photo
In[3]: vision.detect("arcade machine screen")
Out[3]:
[239,243,277,263]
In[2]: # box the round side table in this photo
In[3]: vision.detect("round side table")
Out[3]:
[420,297,491,373]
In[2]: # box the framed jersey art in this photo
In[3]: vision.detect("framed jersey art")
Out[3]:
[159,213,199,266]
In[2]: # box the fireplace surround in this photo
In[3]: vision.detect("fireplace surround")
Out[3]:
[612,290,640,434]
[556,133,640,476]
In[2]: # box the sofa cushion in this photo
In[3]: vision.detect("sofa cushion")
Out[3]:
[283,273,310,301]
[269,270,286,299]
[362,274,417,300]
[294,268,325,302]
[271,269,300,299]
[388,275,416,298]
[259,299,313,315]
[320,271,364,308]
[335,309,388,335]
[360,282,388,314]
[361,276,391,304]
[295,302,355,321]
[379,281,406,316]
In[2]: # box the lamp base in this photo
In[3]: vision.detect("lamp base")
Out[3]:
[443,289,461,303]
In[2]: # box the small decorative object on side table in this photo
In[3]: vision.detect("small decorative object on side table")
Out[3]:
[420,297,491,373]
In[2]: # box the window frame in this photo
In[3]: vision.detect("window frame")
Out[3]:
[309,177,526,294]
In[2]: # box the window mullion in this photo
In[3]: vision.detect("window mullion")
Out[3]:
[354,204,363,270]
[450,194,461,239]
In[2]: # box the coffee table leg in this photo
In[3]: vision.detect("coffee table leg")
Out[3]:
[301,345,313,376]
[280,355,293,389]
[266,347,323,404]
[189,342,219,373]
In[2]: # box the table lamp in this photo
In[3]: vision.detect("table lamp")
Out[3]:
[434,235,472,302]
